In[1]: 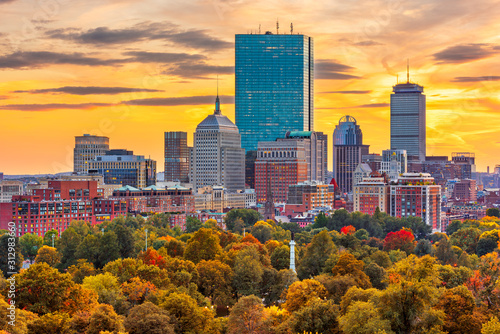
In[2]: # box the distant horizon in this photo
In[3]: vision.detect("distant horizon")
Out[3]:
[1,0,499,174]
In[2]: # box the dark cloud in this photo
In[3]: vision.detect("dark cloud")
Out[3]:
[357,103,389,108]
[0,51,120,69]
[46,22,232,51]
[123,51,206,63]
[164,63,234,79]
[353,40,382,46]
[433,44,497,64]
[322,90,372,94]
[123,95,234,106]
[452,76,500,82]
[0,0,16,3]
[13,86,163,95]
[315,59,360,80]
[0,103,114,111]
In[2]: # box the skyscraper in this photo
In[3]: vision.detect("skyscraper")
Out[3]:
[235,32,314,152]
[164,132,190,183]
[193,96,245,192]
[74,134,109,174]
[333,115,369,193]
[390,74,426,161]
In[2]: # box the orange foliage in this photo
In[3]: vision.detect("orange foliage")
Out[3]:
[241,234,261,244]
[340,225,356,235]
[121,277,157,304]
[137,248,167,268]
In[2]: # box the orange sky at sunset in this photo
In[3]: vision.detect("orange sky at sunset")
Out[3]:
[1,0,499,174]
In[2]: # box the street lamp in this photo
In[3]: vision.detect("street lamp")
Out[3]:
[51,234,55,248]
[145,229,148,251]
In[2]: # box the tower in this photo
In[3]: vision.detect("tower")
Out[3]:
[289,232,296,272]
[235,32,314,152]
[164,132,189,183]
[74,134,109,174]
[263,167,275,220]
[390,63,426,161]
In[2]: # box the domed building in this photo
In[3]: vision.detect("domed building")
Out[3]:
[192,96,245,192]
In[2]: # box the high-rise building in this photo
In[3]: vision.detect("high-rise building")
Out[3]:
[316,132,329,183]
[88,150,156,189]
[235,32,314,152]
[380,149,407,181]
[390,173,441,232]
[164,132,190,183]
[452,152,476,180]
[193,96,245,192]
[452,179,477,202]
[390,79,426,161]
[245,151,257,189]
[333,115,369,193]
[284,131,327,182]
[74,134,110,174]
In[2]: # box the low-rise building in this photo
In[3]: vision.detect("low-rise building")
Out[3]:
[0,180,23,202]
[353,173,390,215]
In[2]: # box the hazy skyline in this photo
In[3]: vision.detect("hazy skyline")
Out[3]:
[1,0,499,174]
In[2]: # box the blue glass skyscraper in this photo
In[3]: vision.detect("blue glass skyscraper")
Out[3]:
[235,32,314,152]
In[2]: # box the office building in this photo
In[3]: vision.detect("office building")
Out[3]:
[353,173,390,215]
[452,179,477,202]
[390,78,426,161]
[284,131,327,182]
[88,150,156,189]
[245,151,257,189]
[74,134,109,174]
[452,152,476,180]
[235,32,314,152]
[333,115,369,194]
[192,96,245,192]
[285,181,337,216]
[164,132,190,183]
[0,180,23,203]
[316,132,329,183]
[390,173,441,232]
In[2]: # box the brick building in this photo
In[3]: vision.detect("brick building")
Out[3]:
[353,173,390,215]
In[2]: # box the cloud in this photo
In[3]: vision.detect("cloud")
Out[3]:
[163,63,234,79]
[46,22,232,51]
[322,90,372,94]
[0,103,114,111]
[123,95,234,106]
[317,103,389,109]
[353,40,382,46]
[14,86,163,95]
[452,76,500,82]
[433,43,498,64]
[315,59,360,80]
[122,51,206,63]
[0,51,121,69]
[0,0,16,3]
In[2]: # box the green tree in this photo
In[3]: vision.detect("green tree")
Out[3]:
[34,246,61,267]
[227,295,268,334]
[251,222,273,244]
[414,239,433,256]
[312,211,328,229]
[446,220,463,235]
[486,208,500,218]
[233,246,264,297]
[364,262,388,290]
[339,301,393,334]
[75,234,99,266]
[184,228,222,264]
[185,216,203,233]
[19,233,43,260]
[224,209,263,231]
[288,299,341,334]
[477,236,498,257]
[0,234,23,277]
[435,238,458,265]
[270,244,290,270]
[297,230,336,279]
[57,227,82,269]
[42,229,58,246]
[97,231,121,268]
[450,227,482,254]
[114,224,135,258]
[124,302,175,334]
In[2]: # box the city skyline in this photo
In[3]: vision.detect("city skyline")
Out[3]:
[1,0,499,174]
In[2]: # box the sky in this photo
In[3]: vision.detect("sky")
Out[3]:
[0,0,499,175]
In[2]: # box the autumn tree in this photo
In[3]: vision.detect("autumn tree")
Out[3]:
[67,259,96,284]
[287,299,341,334]
[0,234,23,277]
[339,301,393,334]
[124,302,175,334]
[341,225,356,235]
[56,227,81,269]
[332,253,372,289]
[19,233,43,260]
[196,260,234,307]
[183,228,222,264]
[383,229,416,254]
[34,246,61,267]
[27,312,72,334]
[297,230,336,279]
[435,238,458,265]
[86,304,125,334]
[233,245,264,297]
[283,279,327,313]
[227,295,269,334]
[450,227,482,254]
[436,285,483,334]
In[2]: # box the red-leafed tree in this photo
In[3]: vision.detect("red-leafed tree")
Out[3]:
[138,248,167,268]
[341,225,356,235]
[383,229,416,255]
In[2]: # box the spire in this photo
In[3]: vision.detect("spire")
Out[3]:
[407,58,409,83]
[214,76,221,115]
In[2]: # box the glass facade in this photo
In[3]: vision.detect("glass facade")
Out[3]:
[390,83,426,161]
[235,33,314,152]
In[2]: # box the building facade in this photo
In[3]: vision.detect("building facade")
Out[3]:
[452,152,476,180]
[353,175,390,215]
[88,149,156,189]
[0,180,23,203]
[164,132,190,183]
[452,179,477,202]
[235,33,314,152]
[74,134,109,174]
[380,149,407,181]
[192,96,245,192]
[390,82,426,161]
[389,173,441,232]
[333,115,370,194]
[285,181,336,216]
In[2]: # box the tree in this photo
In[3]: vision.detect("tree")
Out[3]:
[450,227,482,254]
[42,229,58,246]
[283,279,327,313]
[341,225,356,235]
[86,304,125,334]
[297,230,336,279]
[227,295,268,334]
[27,312,72,334]
[414,239,433,256]
[435,238,458,265]
[67,259,96,284]
[270,245,290,270]
[34,246,61,267]
[233,246,264,297]
[184,228,222,264]
[185,216,203,233]
[332,253,372,289]
[82,272,121,304]
[339,301,393,334]
[114,224,135,258]
[364,262,388,290]
[477,235,498,257]
[57,227,82,269]
[19,233,43,260]
[486,208,500,218]
[75,234,99,266]
[196,260,234,307]
[482,317,500,334]
[312,212,328,229]
[315,274,358,304]
[0,234,23,277]
[97,231,121,268]
[383,229,416,255]
[288,299,341,334]
[436,285,482,334]
[447,220,463,235]
[121,277,157,305]
[224,209,263,231]
[124,302,175,334]
[251,221,273,244]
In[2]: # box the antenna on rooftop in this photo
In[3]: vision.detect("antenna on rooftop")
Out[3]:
[407,58,410,83]
[259,24,261,34]
[276,19,279,34]
[290,22,293,34]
